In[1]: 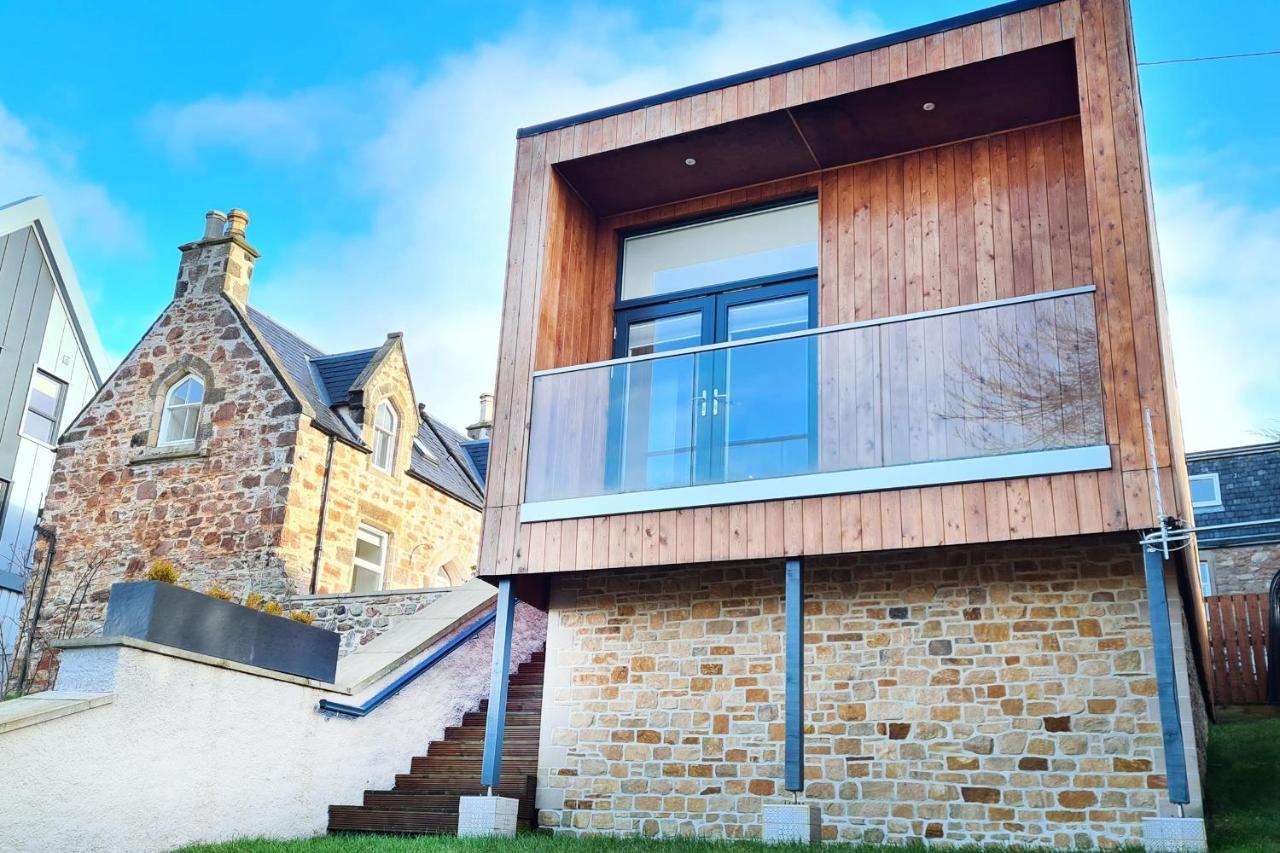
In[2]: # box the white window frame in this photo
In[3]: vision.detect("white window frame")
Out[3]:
[20,368,68,447]
[1188,472,1223,512]
[372,401,399,473]
[352,524,388,592]
[158,374,205,447]
[1198,557,1213,597]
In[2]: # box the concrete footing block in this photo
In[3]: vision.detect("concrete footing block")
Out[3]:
[763,803,821,843]
[1142,817,1208,852]
[457,795,519,837]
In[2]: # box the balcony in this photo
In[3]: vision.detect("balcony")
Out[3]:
[522,286,1108,522]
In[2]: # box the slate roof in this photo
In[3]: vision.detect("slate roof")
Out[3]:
[461,440,489,483]
[1186,442,1280,547]
[244,305,484,508]
[312,349,378,406]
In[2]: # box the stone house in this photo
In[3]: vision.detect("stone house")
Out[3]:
[1186,442,1280,595]
[12,208,488,691]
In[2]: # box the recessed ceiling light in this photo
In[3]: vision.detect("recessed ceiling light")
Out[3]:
[685,157,697,166]
[922,102,936,111]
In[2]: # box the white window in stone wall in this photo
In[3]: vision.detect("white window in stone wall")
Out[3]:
[1199,558,1213,597]
[159,375,205,445]
[372,401,399,472]
[352,524,388,592]
[21,370,67,445]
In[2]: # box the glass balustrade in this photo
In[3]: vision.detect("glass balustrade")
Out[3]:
[525,289,1105,508]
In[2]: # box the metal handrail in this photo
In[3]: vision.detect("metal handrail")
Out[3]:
[317,609,496,719]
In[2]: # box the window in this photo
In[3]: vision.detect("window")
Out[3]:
[21,370,67,444]
[1188,473,1223,512]
[372,401,398,472]
[159,374,205,445]
[413,436,438,463]
[1199,559,1213,597]
[619,199,818,301]
[351,525,388,592]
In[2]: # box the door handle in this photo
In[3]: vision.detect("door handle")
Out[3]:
[694,389,708,417]
[712,388,729,416]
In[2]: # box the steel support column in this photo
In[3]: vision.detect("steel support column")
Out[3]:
[1141,546,1190,805]
[480,578,516,791]
[785,557,804,793]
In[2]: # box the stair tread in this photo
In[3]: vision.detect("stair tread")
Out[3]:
[327,641,546,837]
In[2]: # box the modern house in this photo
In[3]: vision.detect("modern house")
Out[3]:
[10,208,488,692]
[0,197,106,665]
[466,0,1211,847]
[1186,442,1280,596]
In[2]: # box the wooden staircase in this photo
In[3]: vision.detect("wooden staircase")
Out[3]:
[327,648,545,835]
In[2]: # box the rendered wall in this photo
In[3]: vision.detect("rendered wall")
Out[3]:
[1,603,546,853]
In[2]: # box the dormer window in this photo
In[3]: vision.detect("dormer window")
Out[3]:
[372,401,399,472]
[159,374,204,445]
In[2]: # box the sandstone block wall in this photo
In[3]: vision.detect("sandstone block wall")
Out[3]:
[536,535,1202,848]
[279,348,481,596]
[1203,543,1280,595]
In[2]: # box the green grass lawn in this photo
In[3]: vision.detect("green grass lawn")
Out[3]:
[181,712,1280,853]
[1204,709,1280,853]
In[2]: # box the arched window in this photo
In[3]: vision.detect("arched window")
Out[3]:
[372,400,398,472]
[159,374,204,445]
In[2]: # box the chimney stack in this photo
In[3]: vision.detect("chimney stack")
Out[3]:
[175,207,260,307]
[466,392,494,440]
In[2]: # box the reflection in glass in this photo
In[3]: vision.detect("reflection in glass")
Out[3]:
[720,295,813,481]
[523,291,1105,506]
[621,313,702,491]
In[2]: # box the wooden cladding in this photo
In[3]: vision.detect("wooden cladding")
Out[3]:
[1205,593,1273,706]
[481,0,1185,577]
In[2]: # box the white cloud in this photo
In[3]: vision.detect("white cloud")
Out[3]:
[145,86,384,163]
[1155,182,1280,450]
[148,0,882,430]
[0,102,140,253]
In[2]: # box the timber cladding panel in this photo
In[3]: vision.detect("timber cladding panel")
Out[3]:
[481,0,1186,577]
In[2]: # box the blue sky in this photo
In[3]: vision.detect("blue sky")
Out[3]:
[1,0,1276,449]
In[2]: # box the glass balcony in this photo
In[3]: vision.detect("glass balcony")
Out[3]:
[523,287,1107,519]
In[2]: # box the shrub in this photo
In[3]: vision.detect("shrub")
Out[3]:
[244,592,264,610]
[261,600,283,616]
[205,584,233,601]
[145,560,179,584]
[288,610,315,625]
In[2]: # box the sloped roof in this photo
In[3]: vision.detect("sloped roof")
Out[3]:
[313,349,378,406]
[244,305,482,507]
[460,440,489,483]
[412,416,485,508]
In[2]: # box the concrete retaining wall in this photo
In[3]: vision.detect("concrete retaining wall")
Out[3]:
[1,602,545,852]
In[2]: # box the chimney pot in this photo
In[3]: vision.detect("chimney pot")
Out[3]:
[203,210,228,240]
[226,208,250,237]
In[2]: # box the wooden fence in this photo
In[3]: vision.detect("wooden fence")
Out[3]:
[1205,593,1273,705]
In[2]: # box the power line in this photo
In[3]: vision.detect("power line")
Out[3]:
[1139,49,1280,66]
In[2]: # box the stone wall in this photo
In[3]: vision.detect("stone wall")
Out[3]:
[279,346,482,595]
[536,535,1201,848]
[18,232,299,690]
[285,587,449,656]
[1203,543,1280,595]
